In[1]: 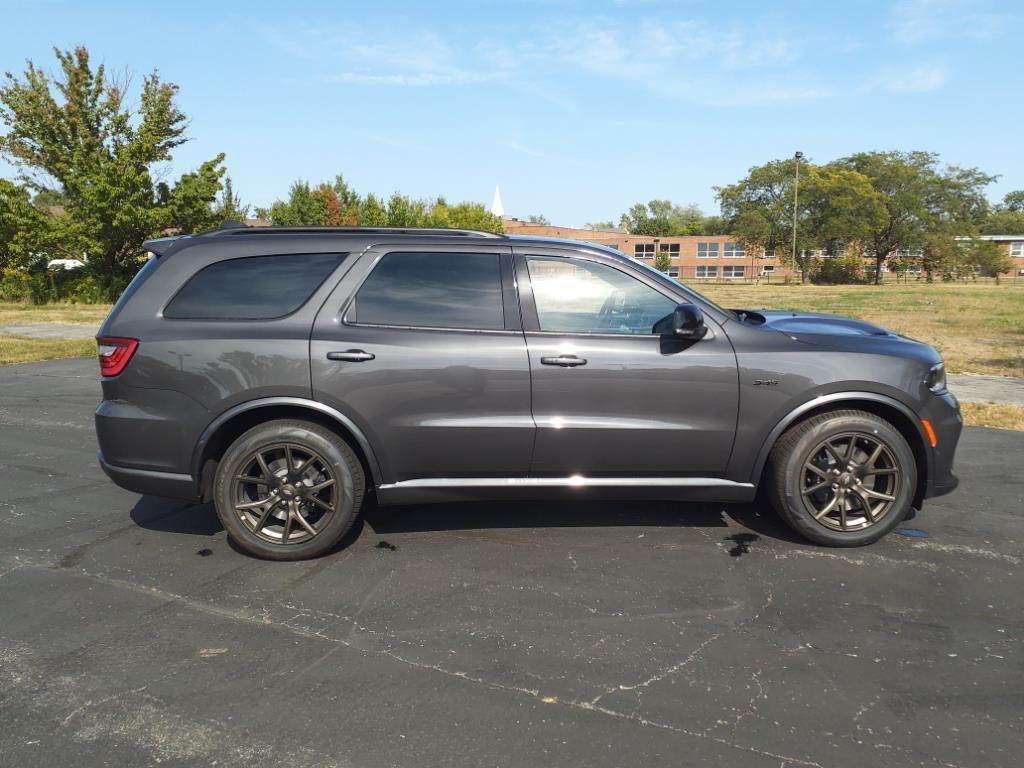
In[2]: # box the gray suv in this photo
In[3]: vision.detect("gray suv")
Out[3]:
[95,225,961,559]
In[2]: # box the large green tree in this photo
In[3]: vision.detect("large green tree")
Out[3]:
[800,166,887,261]
[0,46,227,294]
[836,151,996,282]
[716,157,814,274]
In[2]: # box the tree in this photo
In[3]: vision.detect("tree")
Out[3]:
[213,176,249,223]
[0,46,226,295]
[835,150,995,282]
[585,220,618,231]
[619,200,707,236]
[920,231,961,282]
[526,214,550,225]
[982,209,1024,235]
[1002,190,1024,213]
[963,237,1012,282]
[800,165,887,262]
[268,181,322,225]
[717,158,814,276]
[0,178,50,268]
[653,249,672,273]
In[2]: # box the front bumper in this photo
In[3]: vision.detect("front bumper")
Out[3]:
[920,389,962,499]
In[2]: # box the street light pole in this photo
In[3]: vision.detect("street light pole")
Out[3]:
[792,151,803,282]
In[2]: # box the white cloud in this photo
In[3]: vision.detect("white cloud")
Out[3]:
[863,65,949,94]
[889,0,1006,43]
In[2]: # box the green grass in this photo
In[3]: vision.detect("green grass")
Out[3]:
[694,282,1024,377]
[0,335,97,365]
[0,302,111,325]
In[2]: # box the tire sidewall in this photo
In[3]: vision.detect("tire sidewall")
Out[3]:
[214,422,363,560]
[779,415,916,546]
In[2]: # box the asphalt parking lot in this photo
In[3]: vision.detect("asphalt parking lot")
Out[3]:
[1,359,1022,768]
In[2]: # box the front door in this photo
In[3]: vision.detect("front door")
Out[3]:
[311,246,534,483]
[516,249,739,478]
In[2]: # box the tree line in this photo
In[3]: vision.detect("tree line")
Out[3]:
[2,47,1022,302]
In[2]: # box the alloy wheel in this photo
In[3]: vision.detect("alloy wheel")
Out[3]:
[233,443,338,544]
[799,431,902,532]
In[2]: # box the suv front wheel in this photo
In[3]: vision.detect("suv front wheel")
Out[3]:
[767,409,916,547]
[213,419,365,560]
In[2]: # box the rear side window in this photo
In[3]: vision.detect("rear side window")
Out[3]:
[164,253,345,320]
[348,252,504,330]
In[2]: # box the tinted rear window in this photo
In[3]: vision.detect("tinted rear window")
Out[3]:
[164,253,345,320]
[349,252,504,330]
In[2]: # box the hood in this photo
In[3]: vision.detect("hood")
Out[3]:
[744,310,893,338]
[733,308,941,366]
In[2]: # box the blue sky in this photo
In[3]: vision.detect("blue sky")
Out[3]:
[2,0,1021,226]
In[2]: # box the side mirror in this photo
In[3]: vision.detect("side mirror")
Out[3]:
[654,302,708,339]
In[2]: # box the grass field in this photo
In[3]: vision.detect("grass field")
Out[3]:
[696,282,1024,378]
[1,286,1022,428]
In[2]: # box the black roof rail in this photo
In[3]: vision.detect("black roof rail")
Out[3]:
[209,226,505,239]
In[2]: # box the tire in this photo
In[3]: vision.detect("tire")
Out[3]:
[767,409,916,547]
[213,419,365,560]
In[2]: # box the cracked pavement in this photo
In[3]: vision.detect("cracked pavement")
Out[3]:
[1,359,1022,767]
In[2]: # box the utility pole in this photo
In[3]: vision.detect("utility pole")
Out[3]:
[792,151,803,282]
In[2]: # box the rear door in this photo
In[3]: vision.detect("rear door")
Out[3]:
[310,244,534,484]
[514,246,739,478]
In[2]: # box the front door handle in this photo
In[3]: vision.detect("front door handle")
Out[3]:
[326,350,375,362]
[540,355,587,367]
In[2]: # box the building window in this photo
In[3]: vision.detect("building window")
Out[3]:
[667,267,680,277]
[763,248,776,259]
[696,242,719,258]
[722,265,745,279]
[723,242,746,258]
[695,265,718,279]
[658,243,680,257]
[760,265,775,275]
[1011,242,1024,257]
[634,243,655,259]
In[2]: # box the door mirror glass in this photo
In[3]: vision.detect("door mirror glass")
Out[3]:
[653,302,708,339]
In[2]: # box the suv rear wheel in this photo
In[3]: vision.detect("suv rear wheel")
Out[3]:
[213,419,365,560]
[767,409,916,547]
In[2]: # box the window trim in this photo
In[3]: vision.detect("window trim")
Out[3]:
[341,247,516,334]
[513,249,686,339]
[162,252,349,322]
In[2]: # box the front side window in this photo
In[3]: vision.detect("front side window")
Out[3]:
[165,253,346,320]
[526,257,676,335]
[349,252,504,330]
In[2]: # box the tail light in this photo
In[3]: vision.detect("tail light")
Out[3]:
[96,337,138,377]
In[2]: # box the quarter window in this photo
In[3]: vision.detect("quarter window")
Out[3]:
[696,242,719,258]
[164,253,345,320]
[526,257,676,335]
[349,252,504,330]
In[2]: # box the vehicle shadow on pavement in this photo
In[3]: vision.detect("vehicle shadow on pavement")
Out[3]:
[130,495,223,536]
[127,494,808,552]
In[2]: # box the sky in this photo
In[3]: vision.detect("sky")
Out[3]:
[1,0,1021,227]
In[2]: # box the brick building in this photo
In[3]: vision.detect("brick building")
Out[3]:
[503,219,1024,281]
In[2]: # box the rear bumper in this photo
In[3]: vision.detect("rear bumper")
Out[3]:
[98,453,199,501]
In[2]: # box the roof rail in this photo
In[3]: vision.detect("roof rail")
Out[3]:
[210,226,505,239]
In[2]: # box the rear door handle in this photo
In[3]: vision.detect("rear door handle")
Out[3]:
[540,355,587,367]
[326,350,375,362]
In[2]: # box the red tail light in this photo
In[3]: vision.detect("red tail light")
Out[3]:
[96,337,138,377]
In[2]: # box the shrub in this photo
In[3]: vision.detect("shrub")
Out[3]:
[810,253,867,284]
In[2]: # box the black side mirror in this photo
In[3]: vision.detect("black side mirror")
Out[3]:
[654,302,708,339]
